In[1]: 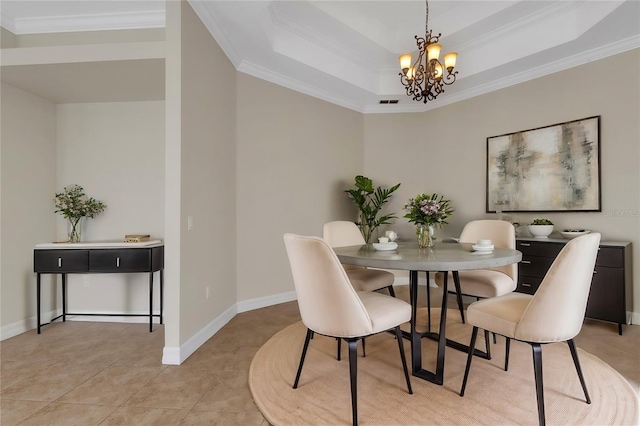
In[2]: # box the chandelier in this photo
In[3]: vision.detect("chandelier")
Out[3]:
[398,0,458,103]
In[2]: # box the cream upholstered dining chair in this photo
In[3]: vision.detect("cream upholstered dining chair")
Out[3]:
[323,221,396,297]
[283,233,412,426]
[435,220,517,323]
[324,221,397,359]
[459,232,601,426]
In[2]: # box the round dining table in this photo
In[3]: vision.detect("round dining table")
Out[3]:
[333,241,522,385]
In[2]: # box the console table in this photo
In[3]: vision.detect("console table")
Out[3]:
[34,241,164,334]
[516,237,631,334]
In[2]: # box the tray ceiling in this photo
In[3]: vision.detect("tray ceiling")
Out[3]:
[1,1,638,113]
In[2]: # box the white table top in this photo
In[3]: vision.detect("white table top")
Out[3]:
[35,240,163,249]
[333,241,522,271]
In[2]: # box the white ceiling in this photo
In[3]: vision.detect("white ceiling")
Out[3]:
[1,1,639,113]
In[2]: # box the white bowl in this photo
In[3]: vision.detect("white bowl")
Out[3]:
[560,230,591,239]
[528,225,554,239]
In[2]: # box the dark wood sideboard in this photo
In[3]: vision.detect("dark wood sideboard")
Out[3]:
[515,237,632,335]
[34,241,164,334]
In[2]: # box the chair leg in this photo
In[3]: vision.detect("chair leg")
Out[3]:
[531,343,546,426]
[387,285,396,298]
[294,328,313,388]
[452,271,465,324]
[361,337,366,357]
[567,339,591,404]
[504,337,511,371]
[484,330,492,360]
[394,326,413,394]
[348,338,359,426]
[337,338,341,361]
[460,326,479,396]
[493,332,497,344]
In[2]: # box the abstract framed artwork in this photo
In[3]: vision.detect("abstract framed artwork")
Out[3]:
[486,116,601,212]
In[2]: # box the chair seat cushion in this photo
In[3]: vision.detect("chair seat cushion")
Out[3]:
[357,291,411,335]
[347,268,394,293]
[466,293,533,339]
[434,270,516,298]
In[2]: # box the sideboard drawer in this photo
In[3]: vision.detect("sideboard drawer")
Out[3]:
[595,247,624,268]
[519,255,555,278]
[34,250,88,273]
[517,276,542,295]
[89,249,151,272]
[516,241,564,257]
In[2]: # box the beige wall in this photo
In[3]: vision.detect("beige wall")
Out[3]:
[1,83,57,329]
[236,73,364,302]
[364,48,640,317]
[55,101,165,314]
[1,27,16,48]
[175,1,237,343]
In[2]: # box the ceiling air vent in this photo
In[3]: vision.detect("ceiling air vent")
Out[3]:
[379,100,399,104]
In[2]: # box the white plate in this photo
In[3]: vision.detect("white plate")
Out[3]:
[472,244,494,251]
[373,242,398,251]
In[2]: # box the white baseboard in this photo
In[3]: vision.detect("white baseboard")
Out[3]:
[237,290,297,313]
[629,311,638,325]
[162,303,237,365]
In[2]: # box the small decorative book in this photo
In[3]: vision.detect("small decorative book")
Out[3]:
[124,234,151,243]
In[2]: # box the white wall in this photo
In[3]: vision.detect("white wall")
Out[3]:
[364,48,640,318]
[1,83,57,334]
[56,101,165,315]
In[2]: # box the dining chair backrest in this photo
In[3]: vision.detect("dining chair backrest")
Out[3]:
[283,233,373,338]
[515,232,601,343]
[323,221,366,247]
[459,220,517,281]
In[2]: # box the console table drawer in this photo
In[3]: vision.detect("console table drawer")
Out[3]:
[34,250,88,273]
[89,249,151,272]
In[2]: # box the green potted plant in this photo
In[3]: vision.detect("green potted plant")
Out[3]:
[54,184,107,243]
[528,218,554,239]
[345,175,401,243]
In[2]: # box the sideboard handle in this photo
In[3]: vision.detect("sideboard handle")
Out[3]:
[58,257,62,268]
[116,257,120,268]
[593,270,597,274]
[520,243,531,247]
[522,283,532,287]
[520,260,531,264]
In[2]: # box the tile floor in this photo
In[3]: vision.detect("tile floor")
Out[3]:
[1,286,638,425]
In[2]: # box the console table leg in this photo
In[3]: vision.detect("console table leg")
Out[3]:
[37,274,42,334]
[62,273,67,322]
[149,272,154,333]
[160,270,164,325]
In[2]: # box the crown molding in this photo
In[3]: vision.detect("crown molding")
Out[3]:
[237,60,366,113]
[1,14,16,33]
[365,35,640,114]
[11,10,165,35]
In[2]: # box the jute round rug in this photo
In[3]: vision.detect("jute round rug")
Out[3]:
[249,308,638,425]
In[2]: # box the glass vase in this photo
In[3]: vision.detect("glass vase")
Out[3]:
[67,217,84,243]
[416,224,436,248]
